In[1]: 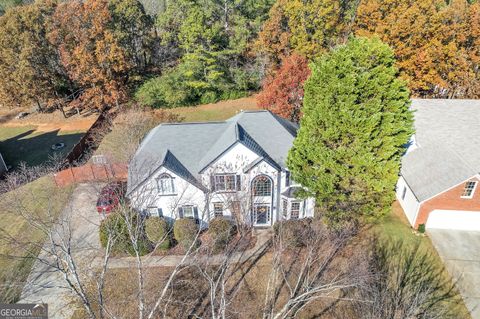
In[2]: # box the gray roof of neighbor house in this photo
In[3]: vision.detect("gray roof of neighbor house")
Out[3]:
[127,111,298,194]
[401,99,480,202]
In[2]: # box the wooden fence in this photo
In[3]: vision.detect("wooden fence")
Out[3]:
[64,112,111,164]
[53,163,128,187]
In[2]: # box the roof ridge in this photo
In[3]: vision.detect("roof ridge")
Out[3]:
[269,112,298,137]
[160,121,227,126]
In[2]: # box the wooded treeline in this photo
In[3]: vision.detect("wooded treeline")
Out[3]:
[258,0,480,120]
[0,0,478,112]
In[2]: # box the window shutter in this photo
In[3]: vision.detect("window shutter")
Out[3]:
[210,175,216,191]
[178,207,184,218]
[194,207,199,224]
[171,178,175,193]
[158,208,163,217]
[236,175,241,191]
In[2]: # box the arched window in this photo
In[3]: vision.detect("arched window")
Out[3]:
[157,173,175,194]
[252,175,272,196]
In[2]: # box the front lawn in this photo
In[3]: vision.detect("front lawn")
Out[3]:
[0,176,73,302]
[374,201,471,318]
[0,125,85,168]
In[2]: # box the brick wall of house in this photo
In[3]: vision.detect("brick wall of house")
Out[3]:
[414,176,480,228]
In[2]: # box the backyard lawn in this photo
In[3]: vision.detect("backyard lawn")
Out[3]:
[0,125,85,168]
[165,95,260,122]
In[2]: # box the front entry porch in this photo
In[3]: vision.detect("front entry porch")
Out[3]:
[253,204,272,227]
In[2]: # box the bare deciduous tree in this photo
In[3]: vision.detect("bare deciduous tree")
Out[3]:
[263,221,363,319]
[353,238,465,319]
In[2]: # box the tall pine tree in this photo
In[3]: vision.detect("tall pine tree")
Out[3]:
[287,37,414,226]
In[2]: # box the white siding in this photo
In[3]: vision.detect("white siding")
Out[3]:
[396,176,420,226]
[130,167,208,227]
[204,143,280,225]
[129,142,316,227]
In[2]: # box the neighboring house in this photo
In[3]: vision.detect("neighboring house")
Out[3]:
[127,111,315,228]
[396,99,480,231]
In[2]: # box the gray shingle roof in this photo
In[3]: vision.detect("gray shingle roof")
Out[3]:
[401,99,480,201]
[128,111,297,194]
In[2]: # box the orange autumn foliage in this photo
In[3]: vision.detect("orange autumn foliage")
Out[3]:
[49,0,132,110]
[355,0,480,98]
[257,53,310,122]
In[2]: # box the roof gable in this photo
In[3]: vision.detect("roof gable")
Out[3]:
[128,111,297,192]
[401,99,480,201]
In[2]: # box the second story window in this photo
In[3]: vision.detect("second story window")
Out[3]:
[212,174,240,192]
[461,181,478,198]
[252,175,272,196]
[157,173,175,195]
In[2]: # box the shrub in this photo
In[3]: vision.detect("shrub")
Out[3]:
[274,219,311,248]
[99,211,151,256]
[145,217,171,251]
[199,91,219,104]
[208,218,235,252]
[173,218,199,250]
[134,70,192,109]
[417,223,426,233]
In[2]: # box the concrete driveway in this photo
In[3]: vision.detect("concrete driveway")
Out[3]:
[428,229,480,318]
[20,183,102,319]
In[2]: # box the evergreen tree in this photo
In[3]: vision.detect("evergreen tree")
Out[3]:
[287,37,414,226]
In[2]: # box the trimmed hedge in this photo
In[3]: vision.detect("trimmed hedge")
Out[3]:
[173,218,199,250]
[208,217,235,252]
[99,211,151,256]
[145,217,171,251]
[273,219,312,248]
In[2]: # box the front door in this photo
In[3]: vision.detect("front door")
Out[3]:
[254,204,271,226]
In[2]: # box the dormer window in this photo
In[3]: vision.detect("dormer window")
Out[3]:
[157,173,175,195]
[461,181,477,198]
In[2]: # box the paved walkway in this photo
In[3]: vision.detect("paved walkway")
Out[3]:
[94,228,272,269]
[428,229,480,318]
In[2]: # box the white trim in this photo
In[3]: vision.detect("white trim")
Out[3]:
[409,174,480,227]
[460,181,478,199]
[416,173,480,204]
[253,203,271,226]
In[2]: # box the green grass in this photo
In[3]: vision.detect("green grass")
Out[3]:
[374,202,428,247]
[0,126,85,168]
[374,202,471,318]
[0,176,73,302]
[166,96,259,122]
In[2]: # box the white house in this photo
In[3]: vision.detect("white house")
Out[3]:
[396,99,480,231]
[127,110,315,228]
